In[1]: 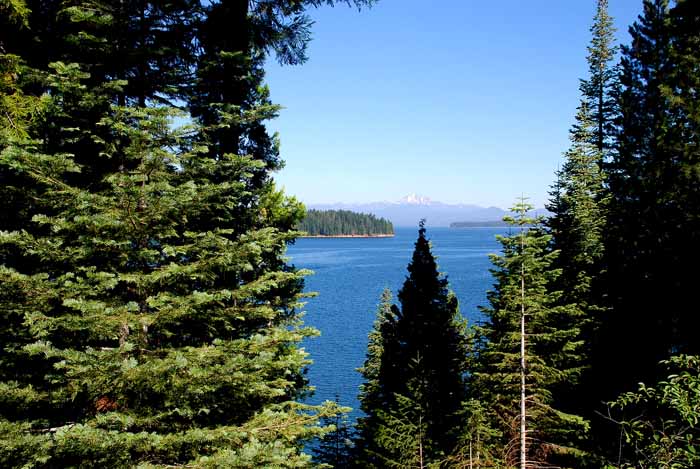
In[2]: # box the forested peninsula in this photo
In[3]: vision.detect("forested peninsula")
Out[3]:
[297,209,394,237]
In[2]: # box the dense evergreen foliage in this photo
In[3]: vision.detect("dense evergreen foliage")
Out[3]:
[312,397,356,468]
[354,223,467,466]
[594,1,700,457]
[0,0,372,466]
[545,3,613,457]
[471,200,588,467]
[297,209,394,236]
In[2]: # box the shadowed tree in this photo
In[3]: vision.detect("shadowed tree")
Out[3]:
[355,222,467,466]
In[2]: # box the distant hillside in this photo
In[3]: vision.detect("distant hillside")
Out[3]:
[297,209,394,237]
[309,194,550,227]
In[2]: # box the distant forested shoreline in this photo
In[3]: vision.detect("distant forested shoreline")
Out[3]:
[297,209,394,236]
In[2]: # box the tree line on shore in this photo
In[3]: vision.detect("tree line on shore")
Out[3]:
[297,209,394,236]
[0,0,698,468]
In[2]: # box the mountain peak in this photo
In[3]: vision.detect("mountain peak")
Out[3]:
[399,193,433,205]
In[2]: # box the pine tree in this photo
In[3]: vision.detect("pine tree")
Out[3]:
[354,288,395,461]
[355,223,467,466]
[473,199,588,468]
[545,102,608,450]
[0,1,374,466]
[545,7,613,397]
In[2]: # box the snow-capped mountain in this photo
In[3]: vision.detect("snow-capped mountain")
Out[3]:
[398,193,434,205]
[307,195,548,227]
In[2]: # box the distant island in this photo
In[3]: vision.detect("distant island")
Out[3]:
[297,209,394,237]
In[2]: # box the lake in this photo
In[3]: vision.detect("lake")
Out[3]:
[287,226,507,419]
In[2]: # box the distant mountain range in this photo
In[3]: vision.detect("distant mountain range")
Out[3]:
[308,194,550,227]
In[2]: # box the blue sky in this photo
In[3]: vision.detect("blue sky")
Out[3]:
[265,0,642,208]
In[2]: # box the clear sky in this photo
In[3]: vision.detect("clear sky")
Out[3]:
[264,0,643,208]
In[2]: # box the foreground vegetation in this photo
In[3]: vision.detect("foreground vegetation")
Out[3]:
[0,0,372,466]
[0,0,698,468]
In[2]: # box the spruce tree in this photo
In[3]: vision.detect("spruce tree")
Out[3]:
[355,224,467,466]
[473,199,588,468]
[354,288,395,461]
[546,3,613,362]
[547,102,607,310]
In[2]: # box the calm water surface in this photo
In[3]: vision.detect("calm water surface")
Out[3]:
[287,226,506,419]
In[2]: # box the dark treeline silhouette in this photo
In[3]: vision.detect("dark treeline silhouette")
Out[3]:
[298,209,394,236]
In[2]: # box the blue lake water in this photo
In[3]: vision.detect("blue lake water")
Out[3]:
[287,226,507,419]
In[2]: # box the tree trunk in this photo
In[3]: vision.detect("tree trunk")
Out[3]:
[520,230,527,469]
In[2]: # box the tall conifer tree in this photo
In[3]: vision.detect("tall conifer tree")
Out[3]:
[599,0,700,414]
[474,200,588,468]
[545,3,613,430]
[355,223,467,466]
[580,0,619,157]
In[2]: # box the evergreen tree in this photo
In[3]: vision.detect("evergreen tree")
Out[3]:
[547,102,607,310]
[0,0,374,466]
[599,0,700,415]
[355,223,467,466]
[546,103,608,449]
[546,6,613,378]
[473,199,588,468]
[580,0,619,157]
[313,396,355,468]
[354,288,394,454]
[371,375,431,469]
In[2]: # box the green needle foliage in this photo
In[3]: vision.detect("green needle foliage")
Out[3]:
[546,0,613,439]
[548,102,607,311]
[354,287,396,463]
[473,199,588,468]
[600,0,700,417]
[355,223,467,467]
[580,0,619,157]
[0,0,375,466]
[0,64,331,469]
[312,397,355,468]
